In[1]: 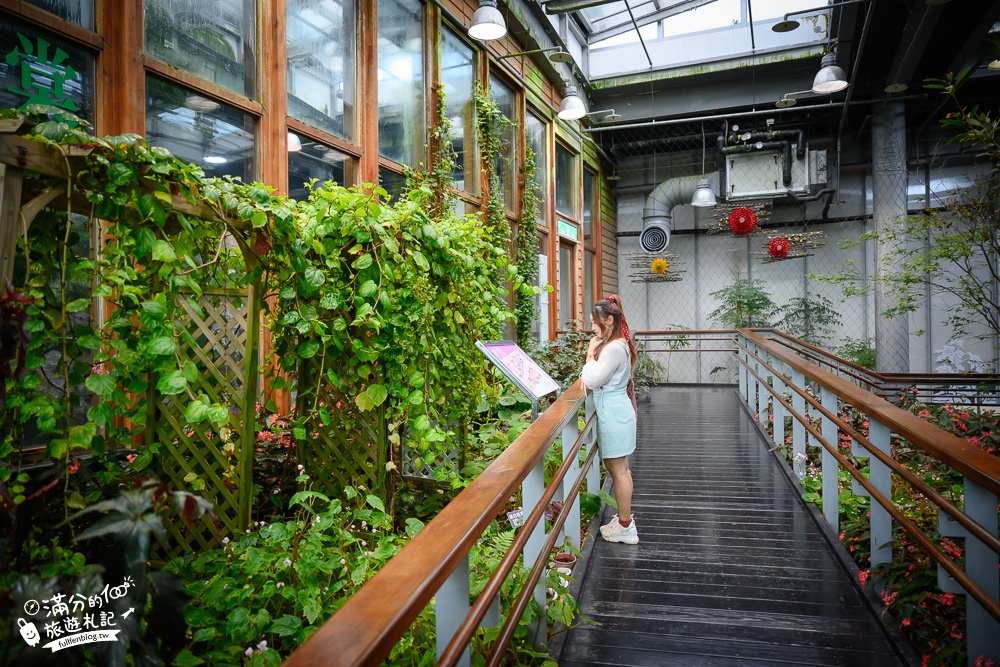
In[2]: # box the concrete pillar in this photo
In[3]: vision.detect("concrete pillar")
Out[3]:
[871,101,910,372]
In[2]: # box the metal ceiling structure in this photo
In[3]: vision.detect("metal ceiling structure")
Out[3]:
[521,0,1000,143]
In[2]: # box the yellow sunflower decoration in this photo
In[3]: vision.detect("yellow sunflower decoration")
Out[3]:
[650,257,669,274]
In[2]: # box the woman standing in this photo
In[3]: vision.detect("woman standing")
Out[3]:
[581,295,639,544]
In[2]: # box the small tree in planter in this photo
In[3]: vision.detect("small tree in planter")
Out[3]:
[776,294,843,346]
[836,337,877,370]
[708,278,778,329]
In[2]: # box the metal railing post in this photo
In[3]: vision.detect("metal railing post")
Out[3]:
[522,456,547,648]
[939,478,1000,664]
[792,368,806,480]
[772,368,785,451]
[585,394,600,495]
[437,556,471,667]
[739,333,748,401]
[562,407,581,550]
[965,479,1000,664]
[757,344,768,426]
[820,387,839,533]
[851,420,893,570]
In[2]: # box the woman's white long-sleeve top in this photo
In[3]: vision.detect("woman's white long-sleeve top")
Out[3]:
[581,340,630,391]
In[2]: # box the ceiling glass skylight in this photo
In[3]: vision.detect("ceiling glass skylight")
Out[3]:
[584,0,828,80]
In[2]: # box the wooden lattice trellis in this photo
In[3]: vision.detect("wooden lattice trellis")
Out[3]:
[401,427,462,480]
[296,360,387,502]
[149,286,260,555]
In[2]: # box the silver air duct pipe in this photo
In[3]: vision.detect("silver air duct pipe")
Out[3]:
[640,173,719,253]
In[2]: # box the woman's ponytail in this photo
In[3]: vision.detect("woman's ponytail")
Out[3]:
[604,294,637,367]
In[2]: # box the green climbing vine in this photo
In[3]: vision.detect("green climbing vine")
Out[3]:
[1,101,510,508]
[474,85,529,340]
[515,144,541,346]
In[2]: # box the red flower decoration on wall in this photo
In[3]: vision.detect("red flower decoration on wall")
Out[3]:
[769,236,791,259]
[727,207,757,235]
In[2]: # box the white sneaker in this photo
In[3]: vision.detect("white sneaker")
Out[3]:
[599,514,620,538]
[601,515,638,544]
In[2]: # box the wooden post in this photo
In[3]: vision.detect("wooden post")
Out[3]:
[0,163,24,284]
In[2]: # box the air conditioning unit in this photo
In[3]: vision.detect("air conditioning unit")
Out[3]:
[725,149,827,201]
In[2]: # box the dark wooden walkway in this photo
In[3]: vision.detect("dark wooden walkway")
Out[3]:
[555,386,910,667]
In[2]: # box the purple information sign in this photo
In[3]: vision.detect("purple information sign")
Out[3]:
[476,341,560,400]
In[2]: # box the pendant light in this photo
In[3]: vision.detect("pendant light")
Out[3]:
[812,51,848,94]
[691,122,716,207]
[557,81,586,120]
[469,0,507,41]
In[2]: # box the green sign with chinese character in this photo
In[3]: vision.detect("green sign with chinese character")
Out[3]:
[557,220,579,240]
[4,32,80,112]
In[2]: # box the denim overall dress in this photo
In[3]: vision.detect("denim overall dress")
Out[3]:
[592,339,637,460]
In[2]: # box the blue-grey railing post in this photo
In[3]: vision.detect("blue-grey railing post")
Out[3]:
[851,420,893,571]
[584,394,599,495]
[522,455,547,648]
[820,387,839,533]
[791,369,806,479]
[772,368,785,451]
[738,333,748,400]
[756,344,768,425]
[437,555,471,666]
[939,479,1000,664]
[562,405,581,550]
[965,479,1000,664]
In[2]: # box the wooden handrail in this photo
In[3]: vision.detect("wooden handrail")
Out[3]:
[739,350,1000,622]
[763,329,881,380]
[740,329,1000,497]
[633,328,737,336]
[281,381,588,667]
[439,414,597,666]
[737,338,1000,558]
[484,441,600,667]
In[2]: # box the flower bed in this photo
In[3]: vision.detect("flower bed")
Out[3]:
[770,389,999,666]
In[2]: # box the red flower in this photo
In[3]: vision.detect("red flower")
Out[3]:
[768,237,791,259]
[728,207,758,235]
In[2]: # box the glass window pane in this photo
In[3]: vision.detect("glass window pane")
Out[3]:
[555,145,576,216]
[584,249,594,319]
[583,169,595,244]
[663,0,740,33]
[287,0,356,142]
[23,0,94,29]
[145,0,256,98]
[526,112,546,215]
[489,75,516,211]
[379,167,407,202]
[146,75,255,182]
[0,18,95,122]
[559,244,573,329]
[288,135,351,201]
[377,0,424,166]
[442,29,476,194]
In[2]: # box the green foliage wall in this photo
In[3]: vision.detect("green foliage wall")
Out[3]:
[0,103,511,546]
